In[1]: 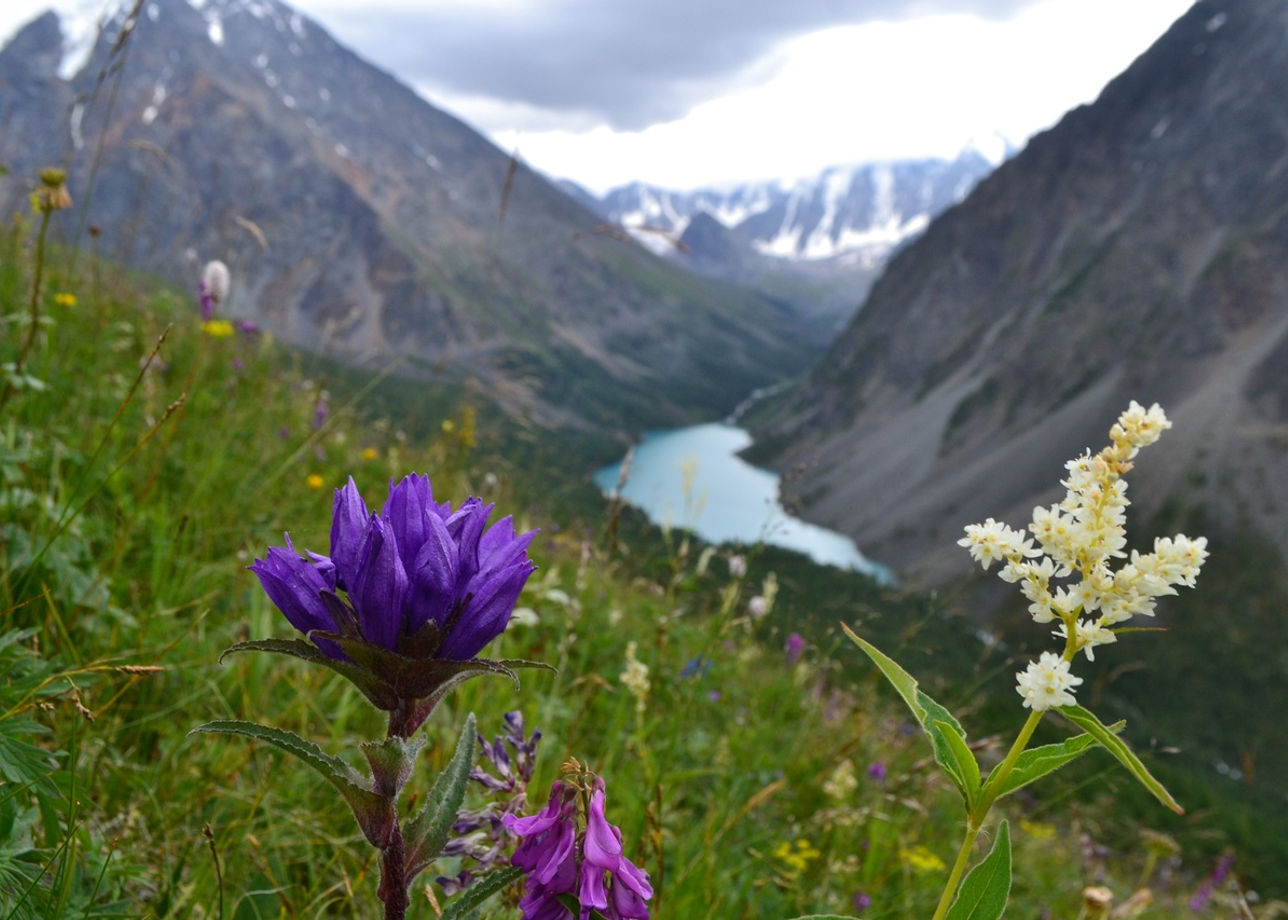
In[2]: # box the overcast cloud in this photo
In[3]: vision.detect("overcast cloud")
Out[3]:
[1,0,1195,191]
[307,0,1042,131]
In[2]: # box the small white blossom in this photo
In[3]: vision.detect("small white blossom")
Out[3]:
[958,517,1037,569]
[1110,401,1171,453]
[1016,652,1083,711]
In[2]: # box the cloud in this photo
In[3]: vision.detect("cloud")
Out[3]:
[305,0,1041,130]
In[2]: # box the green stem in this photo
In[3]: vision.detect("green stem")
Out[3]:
[0,209,52,414]
[929,709,1044,920]
[930,816,985,920]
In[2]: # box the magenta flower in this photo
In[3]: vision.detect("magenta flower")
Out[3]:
[504,777,653,920]
[251,475,536,662]
[784,632,805,665]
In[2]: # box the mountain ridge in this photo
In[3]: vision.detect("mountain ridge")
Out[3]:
[756,0,1288,584]
[0,0,826,435]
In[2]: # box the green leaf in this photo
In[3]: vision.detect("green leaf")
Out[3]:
[945,820,1012,920]
[403,713,478,881]
[190,719,395,845]
[843,624,981,808]
[219,638,400,710]
[438,866,524,920]
[1058,705,1182,814]
[987,724,1122,800]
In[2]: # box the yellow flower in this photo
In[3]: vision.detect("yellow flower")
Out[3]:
[1020,818,1057,841]
[306,474,325,490]
[772,838,821,877]
[53,292,77,307]
[899,845,947,874]
[361,447,379,461]
[440,419,456,433]
[201,319,235,338]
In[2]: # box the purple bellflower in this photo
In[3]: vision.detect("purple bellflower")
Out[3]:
[504,774,653,920]
[248,474,538,735]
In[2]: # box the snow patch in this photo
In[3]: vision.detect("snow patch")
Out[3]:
[289,12,305,38]
[1150,117,1170,140]
[147,3,159,21]
[255,52,268,68]
[319,87,330,102]
[281,93,295,108]
[1205,12,1227,32]
[207,16,223,45]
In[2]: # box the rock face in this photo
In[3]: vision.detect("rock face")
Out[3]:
[0,0,824,432]
[759,0,1288,585]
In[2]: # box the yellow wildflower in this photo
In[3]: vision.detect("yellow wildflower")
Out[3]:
[306,474,325,490]
[1020,818,1057,841]
[361,447,379,461]
[53,292,77,307]
[772,838,821,877]
[202,319,235,338]
[899,845,947,873]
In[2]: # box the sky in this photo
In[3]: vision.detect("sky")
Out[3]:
[1,0,1196,194]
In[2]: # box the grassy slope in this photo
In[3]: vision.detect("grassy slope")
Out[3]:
[0,214,1275,918]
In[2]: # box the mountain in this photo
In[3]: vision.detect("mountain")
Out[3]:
[0,0,827,434]
[574,154,998,325]
[758,0,1288,585]
[751,0,1288,820]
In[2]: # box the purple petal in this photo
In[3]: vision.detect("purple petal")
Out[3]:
[349,515,409,650]
[250,542,336,637]
[609,875,652,919]
[329,477,369,590]
[447,498,492,585]
[439,558,535,660]
[382,474,434,571]
[583,788,623,866]
[477,516,536,571]
[577,860,608,916]
[406,510,459,634]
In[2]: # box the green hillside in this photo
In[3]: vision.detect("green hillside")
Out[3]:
[0,194,1278,917]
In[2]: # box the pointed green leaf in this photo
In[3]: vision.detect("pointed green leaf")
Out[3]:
[843,624,979,806]
[1058,705,1182,813]
[190,720,395,845]
[987,723,1123,801]
[439,866,524,920]
[403,713,478,880]
[933,718,982,808]
[219,638,399,710]
[946,820,1011,920]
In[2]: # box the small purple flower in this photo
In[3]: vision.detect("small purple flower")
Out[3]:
[439,711,542,896]
[1189,850,1236,911]
[784,632,805,666]
[867,761,888,784]
[852,891,872,912]
[250,474,536,662]
[313,393,330,429]
[504,776,653,920]
[679,655,712,679]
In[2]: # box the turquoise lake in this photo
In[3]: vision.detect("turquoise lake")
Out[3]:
[593,422,889,579]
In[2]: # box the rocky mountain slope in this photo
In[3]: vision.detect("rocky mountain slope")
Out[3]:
[758,0,1288,587]
[0,0,826,433]
[566,153,997,325]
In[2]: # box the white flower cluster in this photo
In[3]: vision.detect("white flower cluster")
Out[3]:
[958,402,1208,712]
